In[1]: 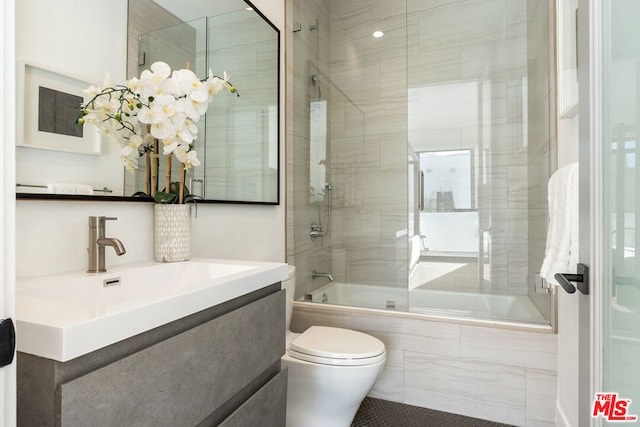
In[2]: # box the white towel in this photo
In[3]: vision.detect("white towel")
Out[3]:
[46,183,94,195]
[539,162,579,286]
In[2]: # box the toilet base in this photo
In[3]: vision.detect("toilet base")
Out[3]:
[282,352,385,427]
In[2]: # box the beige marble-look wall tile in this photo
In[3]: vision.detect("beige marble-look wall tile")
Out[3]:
[408,47,462,87]
[418,0,507,52]
[329,0,381,31]
[290,306,352,333]
[369,348,404,402]
[507,0,527,39]
[352,314,461,357]
[404,352,526,425]
[508,165,529,209]
[461,325,557,371]
[526,368,557,426]
[460,38,527,82]
[407,0,459,15]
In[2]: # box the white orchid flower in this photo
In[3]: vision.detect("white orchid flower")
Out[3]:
[154,93,177,117]
[162,137,180,155]
[159,76,180,97]
[79,60,237,180]
[137,106,164,125]
[140,61,171,84]
[207,71,230,97]
[173,115,198,143]
[150,117,177,140]
[128,134,143,149]
[120,144,136,158]
[98,126,126,146]
[83,85,99,99]
[174,145,200,169]
[173,68,201,95]
[182,96,209,122]
[121,152,139,171]
[101,73,113,89]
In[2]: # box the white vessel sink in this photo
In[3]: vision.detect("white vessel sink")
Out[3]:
[17,259,288,362]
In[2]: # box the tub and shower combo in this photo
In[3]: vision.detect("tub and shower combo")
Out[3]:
[289,0,555,331]
[287,0,557,423]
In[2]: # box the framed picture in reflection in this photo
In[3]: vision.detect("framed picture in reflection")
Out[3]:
[17,61,101,155]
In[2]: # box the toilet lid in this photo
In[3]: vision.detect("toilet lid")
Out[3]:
[288,326,386,366]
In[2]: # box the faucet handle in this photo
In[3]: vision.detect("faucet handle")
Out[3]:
[89,216,118,227]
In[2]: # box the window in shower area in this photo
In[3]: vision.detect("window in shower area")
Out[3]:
[288,0,554,326]
[410,150,480,294]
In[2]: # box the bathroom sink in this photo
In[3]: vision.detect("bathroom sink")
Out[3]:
[17,258,288,362]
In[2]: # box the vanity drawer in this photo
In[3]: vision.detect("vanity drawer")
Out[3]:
[218,368,287,427]
[18,287,285,427]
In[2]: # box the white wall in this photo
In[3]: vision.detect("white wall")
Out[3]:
[15,0,127,194]
[15,0,286,278]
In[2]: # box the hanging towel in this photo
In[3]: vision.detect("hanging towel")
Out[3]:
[46,183,94,195]
[539,162,579,286]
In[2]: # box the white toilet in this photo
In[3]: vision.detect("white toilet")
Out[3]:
[281,266,386,427]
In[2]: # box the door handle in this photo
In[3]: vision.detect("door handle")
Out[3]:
[0,318,15,367]
[554,263,589,295]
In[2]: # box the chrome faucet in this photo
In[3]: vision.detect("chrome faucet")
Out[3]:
[312,270,334,281]
[88,216,126,273]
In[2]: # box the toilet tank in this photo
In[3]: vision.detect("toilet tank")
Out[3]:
[282,265,296,331]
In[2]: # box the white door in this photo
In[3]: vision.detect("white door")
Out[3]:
[0,0,17,425]
[590,0,640,425]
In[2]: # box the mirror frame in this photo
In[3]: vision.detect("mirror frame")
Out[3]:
[16,0,281,206]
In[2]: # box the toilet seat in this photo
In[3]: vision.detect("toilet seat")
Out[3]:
[288,326,386,366]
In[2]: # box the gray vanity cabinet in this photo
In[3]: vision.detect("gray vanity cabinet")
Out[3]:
[18,283,286,426]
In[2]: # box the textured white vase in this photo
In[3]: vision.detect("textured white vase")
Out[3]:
[154,204,191,262]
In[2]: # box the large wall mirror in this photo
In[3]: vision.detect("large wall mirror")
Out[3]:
[15,0,280,204]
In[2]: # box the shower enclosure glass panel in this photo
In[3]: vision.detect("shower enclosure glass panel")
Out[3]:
[406,0,551,323]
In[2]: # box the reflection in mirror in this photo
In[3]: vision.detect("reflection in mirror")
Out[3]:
[15,1,128,198]
[16,0,280,204]
[127,0,280,204]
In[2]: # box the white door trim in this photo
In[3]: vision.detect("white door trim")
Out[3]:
[580,0,604,425]
[1,0,17,425]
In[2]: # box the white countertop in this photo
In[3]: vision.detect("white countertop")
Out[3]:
[16,259,288,362]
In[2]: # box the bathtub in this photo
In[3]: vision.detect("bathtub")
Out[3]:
[303,282,549,325]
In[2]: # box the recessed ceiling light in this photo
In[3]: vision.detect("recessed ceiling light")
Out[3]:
[373,31,384,38]
[246,7,253,10]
